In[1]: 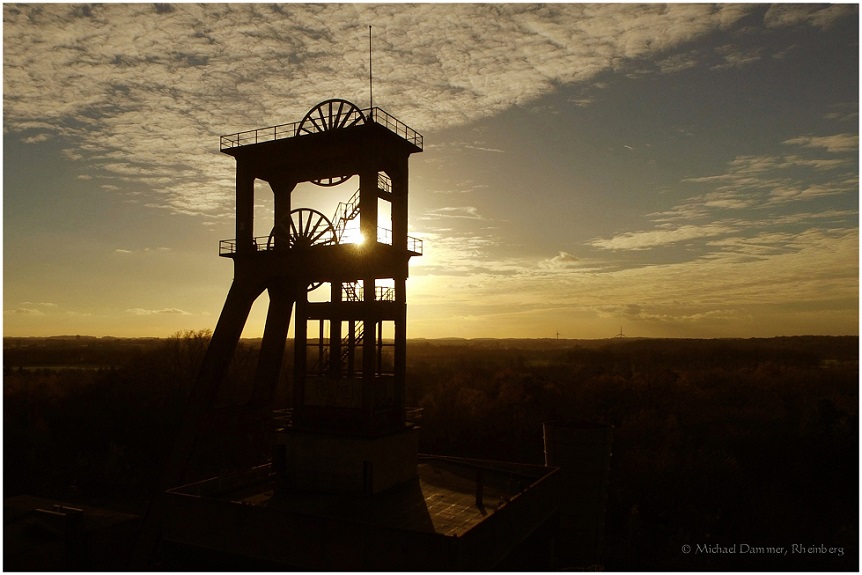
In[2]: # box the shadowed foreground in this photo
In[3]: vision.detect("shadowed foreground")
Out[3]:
[4,335,857,570]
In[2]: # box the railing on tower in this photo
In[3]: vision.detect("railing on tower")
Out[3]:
[218,171,422,256]
[342,282,395,302]
[218,229,422,256]
[377,172,392,194]
[219,107,423,151]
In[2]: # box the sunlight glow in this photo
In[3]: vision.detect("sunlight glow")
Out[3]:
[342,227,366,246]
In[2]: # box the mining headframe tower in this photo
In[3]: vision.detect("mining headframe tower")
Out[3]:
[128,99,609,571]
[157,99,425,498]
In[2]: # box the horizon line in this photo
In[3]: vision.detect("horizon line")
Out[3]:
[4,334,858,342]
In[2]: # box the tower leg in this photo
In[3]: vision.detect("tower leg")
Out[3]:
[250,280,296,408]
[329,281,342,377]
[159,278,262,490]
[134,278,262,569]
[394,277,407,418]
[362,278,376,430]
[292,290,309,427]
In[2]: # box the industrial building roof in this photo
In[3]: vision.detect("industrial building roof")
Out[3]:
[172,455,555,538]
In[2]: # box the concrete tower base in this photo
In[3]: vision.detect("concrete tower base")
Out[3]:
[275,428,418,495]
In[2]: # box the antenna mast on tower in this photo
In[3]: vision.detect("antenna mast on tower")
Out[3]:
[368,25,373,109]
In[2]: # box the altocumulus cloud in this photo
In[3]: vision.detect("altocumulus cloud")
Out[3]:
[763,3,855,30]
[4,3,764,218]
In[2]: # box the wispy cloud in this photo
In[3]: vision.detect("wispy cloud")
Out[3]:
[422,206,487,221]
[590,223,736,251]
[710,44,762,70]
[767,176,859,205]
[5,302,62,316]
[113,247,172,254]
[126,307,191,316]
[823,103,858,124]
[430,183,489,195]
[465,145,505,153]
[540,251,580,269]
[677,133,857,209]
[6,308,45,316]
[585,128,856,271]
[410,224,857,337]
[782,133,858,154]
[413,123,857,333]
[64,311,93,318]
[595,303,746,324]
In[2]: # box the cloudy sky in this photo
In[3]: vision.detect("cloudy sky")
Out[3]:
[4,3,858,339]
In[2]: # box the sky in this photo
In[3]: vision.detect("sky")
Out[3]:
[3,3,858,340]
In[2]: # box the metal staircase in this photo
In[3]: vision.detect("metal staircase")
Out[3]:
[332,189,361,242]
[311,320,364,376]
[307,173,395,377]
[330,174,391,242]
[344,281,361,301]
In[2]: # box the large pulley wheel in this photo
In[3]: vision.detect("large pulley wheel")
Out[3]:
[268,208,337,292]
[268,208,337,250]
[298,99,365,187]
[298,99,366,134]
[313,174,351,187]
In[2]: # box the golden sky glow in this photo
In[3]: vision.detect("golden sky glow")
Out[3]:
[3,4,858,339]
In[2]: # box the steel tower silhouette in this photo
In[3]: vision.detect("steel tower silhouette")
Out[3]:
[132,100,589,572]
[161,99,423,494]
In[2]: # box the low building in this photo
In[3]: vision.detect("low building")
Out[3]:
[157,455,561,570]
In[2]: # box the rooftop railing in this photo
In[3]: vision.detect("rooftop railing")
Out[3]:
[366,108,423,149]
[220,107,423,151]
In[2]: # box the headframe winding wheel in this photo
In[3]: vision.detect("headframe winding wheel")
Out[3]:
[298,99,366,187]
[268,208,337,291]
